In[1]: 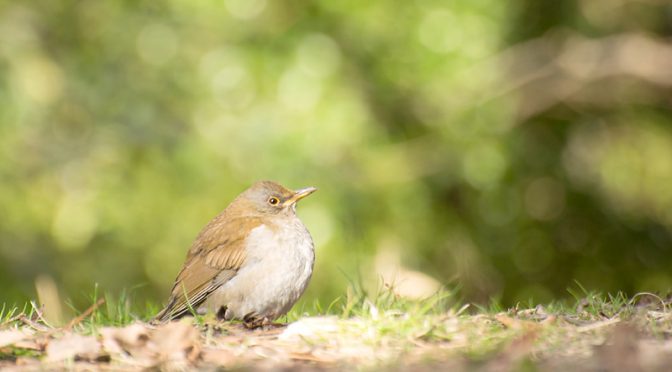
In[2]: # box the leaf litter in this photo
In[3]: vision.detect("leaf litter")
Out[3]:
[1,293,672,370]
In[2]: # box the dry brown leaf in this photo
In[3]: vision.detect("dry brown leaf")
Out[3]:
[201,346,240,367]
[101,320,201,368]
[0,330,30,348]
[279,316,340,341]
[100,322,149,356]
[46,334,103,362]
[152,319,201,364]
[13,338,44,351]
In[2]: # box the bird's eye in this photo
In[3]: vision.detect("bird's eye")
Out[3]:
[268,197,279,205]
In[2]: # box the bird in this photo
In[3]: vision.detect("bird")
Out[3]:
[154,180,317,327]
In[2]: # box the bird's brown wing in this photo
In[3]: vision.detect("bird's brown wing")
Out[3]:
[155,216,264,322]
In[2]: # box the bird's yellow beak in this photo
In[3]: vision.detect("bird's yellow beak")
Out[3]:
[284,186,317,206]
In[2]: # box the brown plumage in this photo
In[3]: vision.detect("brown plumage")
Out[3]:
[155,181,316,324]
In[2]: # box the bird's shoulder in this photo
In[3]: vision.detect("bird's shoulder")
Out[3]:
[158,214,269,319]
[184,213,271,269]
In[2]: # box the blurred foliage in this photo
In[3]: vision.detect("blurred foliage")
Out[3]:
[1,0,672,311]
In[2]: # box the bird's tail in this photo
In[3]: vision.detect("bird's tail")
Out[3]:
[153,298,178,323]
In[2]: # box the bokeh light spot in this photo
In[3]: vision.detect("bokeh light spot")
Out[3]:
[136,23,179,66]
[462,141,508,189]
[297,34,342,78]
[278,68,323,112]
[224,0,267,20]
[51,193,97,251]
[524,177,566,221]
[417,9,463,54]
[12,55,63,104]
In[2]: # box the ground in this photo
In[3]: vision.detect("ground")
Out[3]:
[1,289,671,371]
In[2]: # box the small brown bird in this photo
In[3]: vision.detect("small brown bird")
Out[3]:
[155,181,317,326]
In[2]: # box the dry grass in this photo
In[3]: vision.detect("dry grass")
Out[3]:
[1,288,672,371]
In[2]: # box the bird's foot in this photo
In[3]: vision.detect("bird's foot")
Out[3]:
[242,317,286,330]
[242,316,265,329]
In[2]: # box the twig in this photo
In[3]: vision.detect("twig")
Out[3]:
[630,292,668,312]
[17,314,51,332]
[30,301,54,329]
[0,314,23,328]
[64,297,106,331]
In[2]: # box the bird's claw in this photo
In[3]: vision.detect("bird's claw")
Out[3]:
[242,317,286,330]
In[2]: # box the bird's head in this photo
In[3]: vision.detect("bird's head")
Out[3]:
[234,180,317,216]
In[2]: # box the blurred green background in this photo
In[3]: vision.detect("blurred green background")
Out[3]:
[1,0,672,314]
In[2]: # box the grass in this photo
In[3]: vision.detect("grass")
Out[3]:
[1,284,672,370]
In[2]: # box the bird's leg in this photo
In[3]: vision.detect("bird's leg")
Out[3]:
[216,306,228,320]
[242,317,285,330]
[242,312,264,329]
[243,318,264,329]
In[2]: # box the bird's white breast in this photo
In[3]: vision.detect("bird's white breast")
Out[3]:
[202,217,315,320]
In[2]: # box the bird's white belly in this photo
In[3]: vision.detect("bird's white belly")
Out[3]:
[201,222,314,320]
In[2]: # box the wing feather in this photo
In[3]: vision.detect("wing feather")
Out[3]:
[155,216,264,321]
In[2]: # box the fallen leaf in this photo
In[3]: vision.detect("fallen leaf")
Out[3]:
[279,317,340,341]
[100,323,149,356]
[46,334,103,362]
[201,346,239,368]
[100,320,201,368]
[0,330,29,348]
[152,319,201,364]
[13,339,43,351]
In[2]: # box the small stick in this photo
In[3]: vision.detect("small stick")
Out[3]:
[30,301,54,329]
[0,314,23,328]
[18,314,51,332]
[64,297,106,330]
